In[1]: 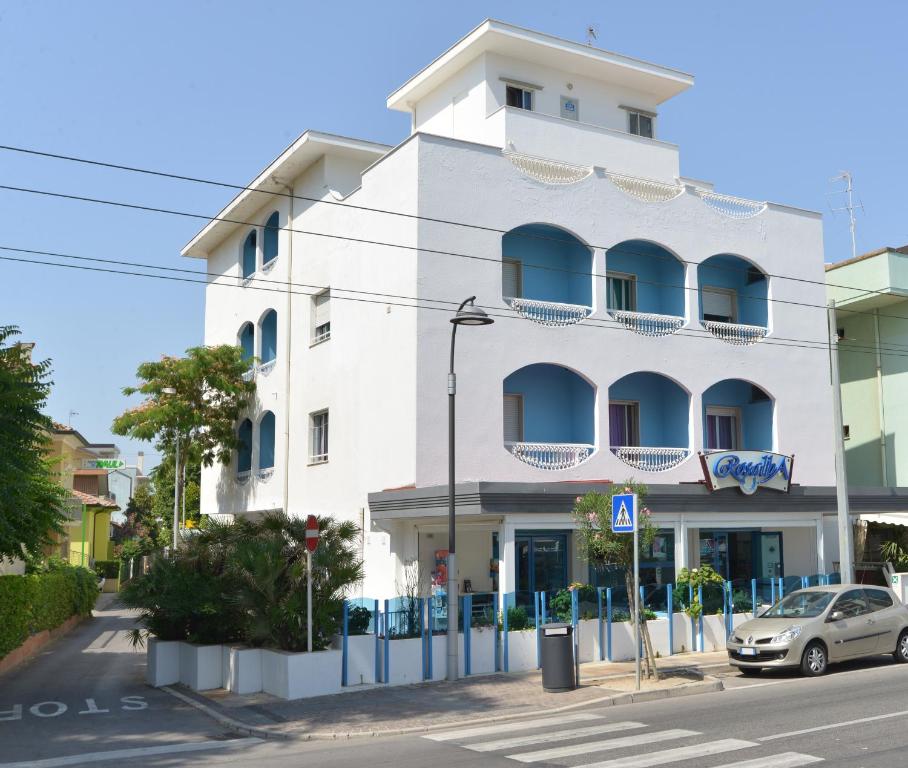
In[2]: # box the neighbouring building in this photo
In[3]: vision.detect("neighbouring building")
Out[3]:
[48,422,120,566]
[827,246,908,563]
[184,19,902,608]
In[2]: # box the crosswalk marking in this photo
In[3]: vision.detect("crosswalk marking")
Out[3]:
[572,738,758,768]
[423,712,602,741]
[508,729,700,763]
[709,754,823,768]
[467,722,646,752]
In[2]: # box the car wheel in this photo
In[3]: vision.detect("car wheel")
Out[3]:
[800,642,827,677]
[894,630,908,663]
[739,667,761,677]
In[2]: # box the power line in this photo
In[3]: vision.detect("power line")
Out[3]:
[4,247,908,361]
[9,242,908,355]
[0,179,904,343]
[0,142,897,303]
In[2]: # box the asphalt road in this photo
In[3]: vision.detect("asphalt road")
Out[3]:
[0,594,237,766]
[6,611,908,767]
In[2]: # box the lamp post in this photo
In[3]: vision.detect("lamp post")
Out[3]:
[447,297,493,682]
[161,387,180,552]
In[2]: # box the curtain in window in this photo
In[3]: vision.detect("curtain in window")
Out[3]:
[237,419,253,474]
[259,412,275,470]
[609,403,628,445]
[706,414,737,450]
[242,230,256,279]
[260,310,277,364]
[263,212,279,266]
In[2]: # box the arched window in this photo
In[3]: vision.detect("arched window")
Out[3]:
[259,411,275,470]
[242,230,257,279]
[263,212,279,267]
[260,310,277,364]
[237,419,253,475]
[239,323,254,363]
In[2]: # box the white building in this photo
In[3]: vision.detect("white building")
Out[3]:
[183,20,888,609]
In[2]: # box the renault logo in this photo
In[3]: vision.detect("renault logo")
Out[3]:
[747,635,754,644]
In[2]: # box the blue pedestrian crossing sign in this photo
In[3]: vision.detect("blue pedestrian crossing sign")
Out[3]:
[612,493,637,533]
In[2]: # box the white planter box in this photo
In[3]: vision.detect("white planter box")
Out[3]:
[505,630,538,672]
[466,627,496,675]
[223,646,263,694]
[146,637,180,687]
[261,648,342,700]
[383,636,424,685]
[336,634,376,686]
[429,632,446,681]
[179,642,223,691]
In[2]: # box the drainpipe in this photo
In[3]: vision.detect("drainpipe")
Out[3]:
[80,503,87,567]
[874,309,888,485]
[276,178,294,518]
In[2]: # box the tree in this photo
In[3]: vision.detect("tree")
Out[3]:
[573,481,661,680]
[111,345,254,529]
[0,325,67,562]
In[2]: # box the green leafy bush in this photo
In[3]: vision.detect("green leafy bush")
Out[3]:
[505,605,530,631]
[94,561,120,579]
[347,605,371,635]
[550,583,598,622]
[0,565,97,658]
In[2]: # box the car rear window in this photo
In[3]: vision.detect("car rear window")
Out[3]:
[866,589,894,610]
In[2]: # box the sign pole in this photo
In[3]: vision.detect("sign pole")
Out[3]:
[633,515,640,692]
[306,549,313,653]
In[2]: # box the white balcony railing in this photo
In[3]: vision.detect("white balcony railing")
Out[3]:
[703,320,767,346]
[611,446,690,472]
[242,367,255,382]
[611,310,685,337]
[506,152,592,185]
[507,297,592,327]
[508,442,594,471]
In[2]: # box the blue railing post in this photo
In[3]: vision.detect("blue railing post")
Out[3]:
[342,600,349,687]
[503,593,510,673]
[597,587,604,661]
[770,578,776,606]
[698,585,704,653]
[383,598,391,684]
[571,588,579,627]
[606,587,613,662]
[534,591,541,669]
[778,576,784,600]
[464,594,472,677]
[751,578,757,617]
[541,591,548,625]
[667,583,674,656]
[427,596,434,680]
[493,593,499,672]
[689,584,695,652]
[374,599,380,683]
[801,576,808,590]
[419,597,426,680]
[725,581,732,638]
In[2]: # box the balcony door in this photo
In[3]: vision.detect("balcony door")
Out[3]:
[609,401,640,446]
[502,259,523,300]
[515,531,569,612]
[503,393,524,443]
[607,273,637,312]
[702,286,737,323]
[705,406,741,451]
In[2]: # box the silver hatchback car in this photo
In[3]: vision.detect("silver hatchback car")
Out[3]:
[727,584,908,676]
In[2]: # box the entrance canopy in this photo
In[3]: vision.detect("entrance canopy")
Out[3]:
[860,513,908,527]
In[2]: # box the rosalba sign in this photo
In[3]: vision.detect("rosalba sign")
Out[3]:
[699,451,794,495]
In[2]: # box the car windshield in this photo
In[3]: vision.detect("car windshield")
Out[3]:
[759,591,835,619]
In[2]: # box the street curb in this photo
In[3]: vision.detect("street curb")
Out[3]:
[164,677,724,742]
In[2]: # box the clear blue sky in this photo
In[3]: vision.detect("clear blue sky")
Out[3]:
[1,1,905,469]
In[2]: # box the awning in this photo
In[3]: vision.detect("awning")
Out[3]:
[860,513,908,527]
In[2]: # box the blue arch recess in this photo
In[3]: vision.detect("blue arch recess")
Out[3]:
[263,212,279,266]
[239,323,254,362]
[608,372,689,447]
[502,224,592,306]
[702,379,773,451]
[698,254,768,327]
[242,230,257,278]
[259,411,275,470]
[606,240,685,317]
[237,419,253,474]
[260,310,277,364]
[503,363,595,444]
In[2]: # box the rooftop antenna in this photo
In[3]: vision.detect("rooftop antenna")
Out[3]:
[828,171,864,260]
[67,409,79,427]
[586,24,599,46]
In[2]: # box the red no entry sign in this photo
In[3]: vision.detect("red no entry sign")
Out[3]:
[305,514,319,553]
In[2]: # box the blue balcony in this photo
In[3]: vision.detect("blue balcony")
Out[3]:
[698,254,768,345]
[608,372,690,471]
[605,240,687,336]
[702,379,774,451]
[503,363,595,470]
[502,224,593,326]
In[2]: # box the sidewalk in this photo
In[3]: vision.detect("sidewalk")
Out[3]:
[177,650,732,740]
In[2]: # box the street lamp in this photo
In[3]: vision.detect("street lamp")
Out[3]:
[161,387,180,552]
[447,297,493,682]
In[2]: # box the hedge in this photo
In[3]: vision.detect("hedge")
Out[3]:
[0,567,97,658]
[94,560,120,579]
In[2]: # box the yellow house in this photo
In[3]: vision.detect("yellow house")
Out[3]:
[48,423,120,566]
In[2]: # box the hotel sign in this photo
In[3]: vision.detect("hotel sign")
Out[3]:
[699,451,793,495]
[83,459,125,469]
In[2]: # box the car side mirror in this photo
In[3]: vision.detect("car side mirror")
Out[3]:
[827,610,844,622]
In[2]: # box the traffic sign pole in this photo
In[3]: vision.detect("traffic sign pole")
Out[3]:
[612,493,640,692]
[633,519,640,692]
[305,515,319,654]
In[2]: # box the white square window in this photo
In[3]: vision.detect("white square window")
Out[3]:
[702,286,737,324]
[312,289,331,343]
[607,273,637,312]
[506,85,534,111]
[310,410,329,464]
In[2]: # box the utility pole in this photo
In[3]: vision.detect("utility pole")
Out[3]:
[828,300,853,582]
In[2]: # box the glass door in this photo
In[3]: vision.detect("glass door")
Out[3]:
[515,532,568,613]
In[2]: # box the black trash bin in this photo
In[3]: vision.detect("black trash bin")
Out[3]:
[541,623,576,691]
